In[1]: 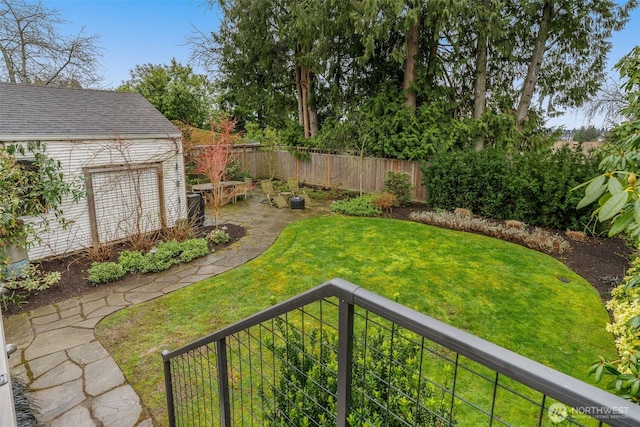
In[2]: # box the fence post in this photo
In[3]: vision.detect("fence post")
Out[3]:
[296,146,300,180]
[216,338,231,426]
[242,145,247,169]
[336,298,354,426]
[327,151,332,187]
[162,351,176,427]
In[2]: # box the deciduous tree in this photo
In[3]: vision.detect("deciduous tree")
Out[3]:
[0,0,103,87]
[186,118,248,227]
[117,59,214,128]
[511,0,636,131]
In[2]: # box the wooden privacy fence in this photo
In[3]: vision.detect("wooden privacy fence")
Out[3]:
[232,145,427,202]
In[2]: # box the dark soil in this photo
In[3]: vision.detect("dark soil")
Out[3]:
[4,207,635,316]
[3,224,246,316]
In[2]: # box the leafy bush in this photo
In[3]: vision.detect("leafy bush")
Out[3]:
[179,238,210,262]
[263,320,453,426]
[422,147,599,230]
[590,256,640,401]
[330,195,382,217]
[207,228,231,245]
[383,171,412,207]
[154,239,184,258]
[372,192,397,211]
[87,262,125,285]
[1,263,61,309]
[118,250,145,273]
[140,253,179,273]
[88,238,210,284]
[138,239,184,273]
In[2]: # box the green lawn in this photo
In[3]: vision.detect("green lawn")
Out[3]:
[96,216,616,425]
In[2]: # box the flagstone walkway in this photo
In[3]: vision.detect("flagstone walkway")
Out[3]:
[4,191,331,426]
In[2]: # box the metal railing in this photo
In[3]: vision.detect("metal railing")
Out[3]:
[162,278,640,426]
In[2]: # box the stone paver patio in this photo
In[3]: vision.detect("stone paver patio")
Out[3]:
[4,191,331,426]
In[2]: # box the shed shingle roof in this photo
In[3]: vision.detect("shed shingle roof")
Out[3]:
[0,82,181,140]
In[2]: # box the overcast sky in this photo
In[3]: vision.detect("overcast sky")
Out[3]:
[46,0,640,128]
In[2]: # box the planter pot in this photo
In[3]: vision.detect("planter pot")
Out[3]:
[1,242,29,278]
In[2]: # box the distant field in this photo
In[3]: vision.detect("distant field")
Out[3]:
[553,140,603,154]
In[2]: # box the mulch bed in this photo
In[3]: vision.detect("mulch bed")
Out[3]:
[3,207,635,317]
[3,224,246,316]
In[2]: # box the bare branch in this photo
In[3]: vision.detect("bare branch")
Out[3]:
[581,76,626,127]
[0,0,104,87]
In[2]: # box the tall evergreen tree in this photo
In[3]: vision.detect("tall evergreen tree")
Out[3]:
[193,0,638,151]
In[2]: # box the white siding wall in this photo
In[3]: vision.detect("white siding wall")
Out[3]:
[13,137,187,260]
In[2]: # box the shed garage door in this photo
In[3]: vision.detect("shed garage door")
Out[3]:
[85,163,166,245]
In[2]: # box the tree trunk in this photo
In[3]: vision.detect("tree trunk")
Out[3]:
[300,65,311,138]
[295,65,304,127]
[473,0,490,151]
[403,22,420,110]
[515,1,553,132]
[309,104,318,137]
[0,47,17,83]
[308,70,318,137]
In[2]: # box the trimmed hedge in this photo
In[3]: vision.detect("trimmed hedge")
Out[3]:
[422,147,600,230]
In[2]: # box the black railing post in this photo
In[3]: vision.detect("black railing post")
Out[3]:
[336,298,354,427]
[162,350,176,427]
[216,338,231,427]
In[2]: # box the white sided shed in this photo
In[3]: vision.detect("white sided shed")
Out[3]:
[0,83,188,260]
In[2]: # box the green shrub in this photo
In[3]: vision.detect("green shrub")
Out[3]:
[154,239,184,258]
[383,171,412,207]
[88,262,125,285]
[207,228,231,245]
[590,256,640,401]
[330,195,382,217]
[179,238,210,262]
[118,250,145,273]
[89,238,211,282]
[1,263,61,309]
[138,240,184,273]
[422,147,599,230]
[139,253,178,273]
[263,320,452,426]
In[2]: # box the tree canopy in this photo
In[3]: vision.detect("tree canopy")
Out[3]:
[117,59,215,128]
[191,0,637,156]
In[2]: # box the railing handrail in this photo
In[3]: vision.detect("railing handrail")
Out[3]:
[163,277,640,425]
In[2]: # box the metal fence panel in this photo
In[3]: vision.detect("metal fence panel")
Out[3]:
[163,279,640,427]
